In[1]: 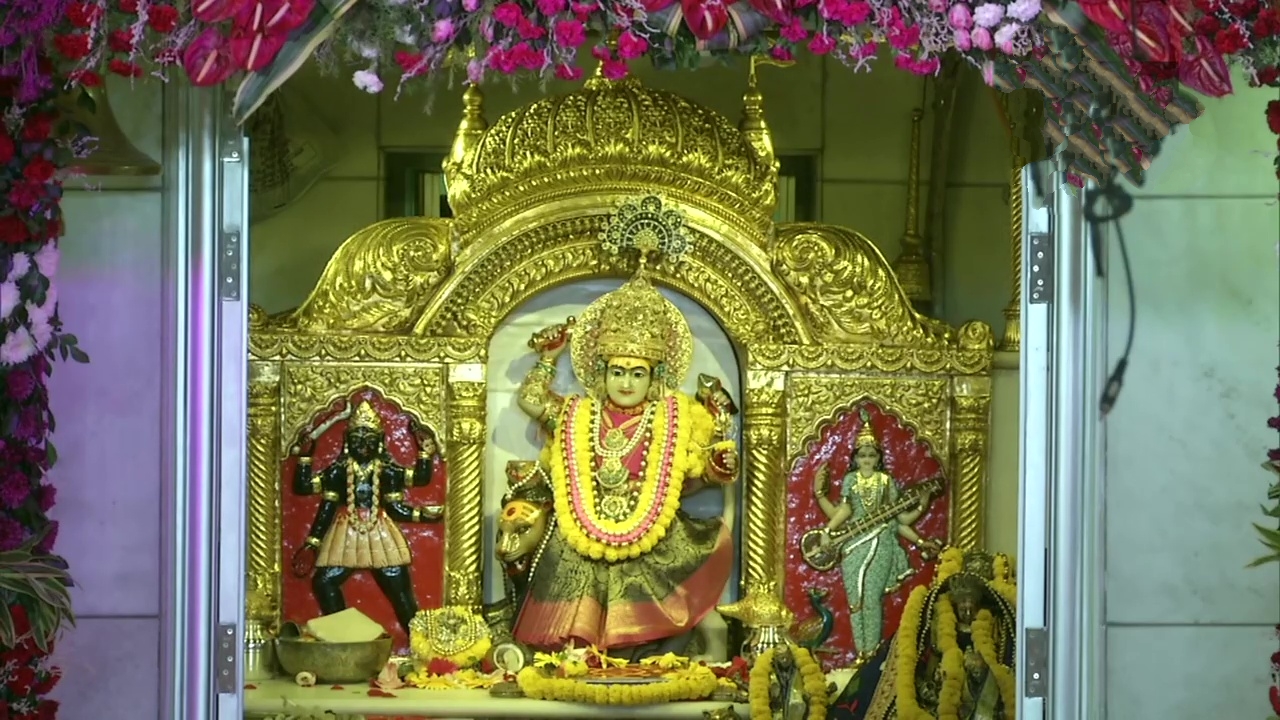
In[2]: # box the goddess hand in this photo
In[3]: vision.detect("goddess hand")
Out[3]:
[918,537,941,554]
[529,318,575,357]
[291,545,317,578]
[813,466,830,497]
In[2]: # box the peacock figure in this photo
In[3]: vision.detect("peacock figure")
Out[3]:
[791,586,835,651]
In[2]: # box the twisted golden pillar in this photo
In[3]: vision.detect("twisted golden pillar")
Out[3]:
[246,362,283,633]
[740,371,787,592]
[1001,147,1025,352]
[892,109,932,306]
[444,363,486,608]
[950,376,992,549]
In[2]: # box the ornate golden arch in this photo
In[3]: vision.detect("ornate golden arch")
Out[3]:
[244,73,995,643]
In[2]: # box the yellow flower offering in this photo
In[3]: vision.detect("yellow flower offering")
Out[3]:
[516,663,718,705]
[639,652,689,670]
[562,658,590,678]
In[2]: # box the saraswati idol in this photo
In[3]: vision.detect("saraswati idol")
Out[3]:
[505,197,739,660]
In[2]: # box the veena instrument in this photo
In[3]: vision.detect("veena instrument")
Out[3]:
[800,477,944,572]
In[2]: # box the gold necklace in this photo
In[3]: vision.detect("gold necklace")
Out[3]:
[345,458,382,534]
[592,403,655,491]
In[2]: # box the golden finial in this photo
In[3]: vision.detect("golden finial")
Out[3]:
[854,407,878,450]
[891,108,932,305]
[740,56,778,173]
[443,48,488,207]
[349,400,384,433]
[587,30,623,87]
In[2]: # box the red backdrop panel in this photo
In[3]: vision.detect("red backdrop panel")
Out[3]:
[279,389,447,650]
[783,402,948,668]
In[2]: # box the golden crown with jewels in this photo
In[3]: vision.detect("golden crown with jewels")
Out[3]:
[595,281,671,363]
[855,407,878,450]
[349,400,384,433]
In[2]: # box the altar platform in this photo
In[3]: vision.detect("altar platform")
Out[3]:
[244,679,750,719]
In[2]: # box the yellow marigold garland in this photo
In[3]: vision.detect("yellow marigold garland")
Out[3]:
[515,664,718,705]
[548,394,692,562]
[404,667,501,690]
[970,609,1017,719]
[747,645,829,720]
[933,597,965,720]
[936,548,965,585]
[990,555,1017,607]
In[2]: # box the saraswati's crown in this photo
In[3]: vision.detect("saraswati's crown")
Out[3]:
[854,408,878,450]
[349,400,384,433]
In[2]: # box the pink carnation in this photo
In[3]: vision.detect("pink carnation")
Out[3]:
[33,244,57,280]
[493,2,524,26]
[617,31,648,59]
[555,63,583,80]
[781,18,808,42]
[537,0,567,14]
[809,33,837,54]
[554,18,586,47]
[948,3,973,29]
[953,28,972,50]
[971,25,993,50]
[973,2,1004,27]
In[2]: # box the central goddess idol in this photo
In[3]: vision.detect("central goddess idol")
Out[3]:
[509,259,739,659]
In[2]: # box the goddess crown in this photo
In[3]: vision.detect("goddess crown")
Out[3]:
[854,407,879,450]
[349,400,384,433]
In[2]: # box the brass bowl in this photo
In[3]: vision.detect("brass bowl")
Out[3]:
[275,636,393,684]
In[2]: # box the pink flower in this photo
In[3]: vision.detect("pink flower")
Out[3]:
[517,17,547,39]
[770,45,794,61]
[467,58,486,84]
[617,30,648,58]
[809,33,837,54]
[27,309,52,351]
[0,281,17,322]
[0,469,29,509]
[971,26,993,50]
[781,18,807,41]
[6,367,35,402]
[889,23,921,49]
[554,18,587,46]
[37,484,56,513]
[0,327,35,366]
[953,28,972,50]
[851,41,878,59]
[494,2,524,26]
[33,245,57,280]
[948,3,973,29]
[914,56,941,74]
[928,0,947,10]
[7,253,29,283]
[601,57,628,79]
[555,63,584,80]
[463,0,481,10]
[571,1,595,17]
[432,19,457,43]
[537,0,567,14]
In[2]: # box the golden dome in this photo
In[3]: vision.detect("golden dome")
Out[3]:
[443,76,778,238]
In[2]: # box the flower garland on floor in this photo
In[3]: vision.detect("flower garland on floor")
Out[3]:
[747,644,829,720]
[516,651,718,705]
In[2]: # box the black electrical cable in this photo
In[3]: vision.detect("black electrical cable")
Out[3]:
[1083,178,1136,417]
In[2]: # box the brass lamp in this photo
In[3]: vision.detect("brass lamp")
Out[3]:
[57,83,161,176]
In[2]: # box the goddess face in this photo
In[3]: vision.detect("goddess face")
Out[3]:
[604,356,653,408]
[346,427,382,462]
[854,444,880,474]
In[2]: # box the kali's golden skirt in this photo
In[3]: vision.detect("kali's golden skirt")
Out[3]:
[513,511,732,650]
[316,510,412,569]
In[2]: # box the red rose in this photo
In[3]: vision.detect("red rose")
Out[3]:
[108,28,136,53]
[1256,66,1280,85]
[35,700,58,720]
[9,665,36,696]
[8,604,31,637]
[1255,9,1280,36]
[1267,99,1280,134]
[108,59,145,78]
[0,216,25,245]
[1213,24,1248,53]
[1228,0,1258,14]
[22,114,52,142]
[68,69,103,87]
[119,0,140,11]
[34,669,60,696]
[148,4,180,32]
[7,182,41,211]
[23,159,56,184]
[1194,15,1221,34]
[0,133,13,165]
[66,2,103,26]
[52,34,92,60]
[43,217,62,241]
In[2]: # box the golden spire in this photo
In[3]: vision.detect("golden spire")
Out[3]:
[349,401,384,433]
[443,52,488,210]
[891,108,932,305]
[739,55,778,173]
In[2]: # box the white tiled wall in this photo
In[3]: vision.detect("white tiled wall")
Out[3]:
[1103,78,1280,717]
[47,75,166,719]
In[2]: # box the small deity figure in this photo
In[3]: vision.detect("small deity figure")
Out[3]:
[863,560,1017,720]
[811,408,941,658]
[289,399,443,636]
[504,258,738,659]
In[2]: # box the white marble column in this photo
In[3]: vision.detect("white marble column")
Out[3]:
[47,76,165,718]
[1101,70,1280,718]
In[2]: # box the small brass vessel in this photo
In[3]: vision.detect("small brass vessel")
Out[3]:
[275,636,393,684]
